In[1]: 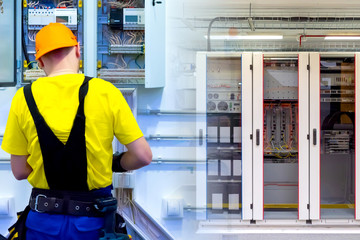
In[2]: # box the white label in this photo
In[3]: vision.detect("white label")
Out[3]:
[233,127,241,143]
[220,127,230,143]
[212,194,223,209]
[229,194,240,210]
[220,160,231,176]
[208,159,218,176]
[207,127,218,143]
[233,160,242,176]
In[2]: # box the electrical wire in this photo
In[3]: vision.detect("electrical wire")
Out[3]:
[28,31,37,42]
[108,0,136,9]
[57,0,74,8]
[134,54,142,69]
[28,1,40,8]
[22,3,32,69]
[25,61,38,69]
[0,0,4,14]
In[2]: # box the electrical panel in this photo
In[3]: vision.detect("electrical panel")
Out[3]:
[123,8,144,30]
[319,57,355,217]
[262,57,299,218]
[205,57,242,218]
[0,1,16,86]
[28,8,78,29]
[97,0,145,85]
[22,0,83,84]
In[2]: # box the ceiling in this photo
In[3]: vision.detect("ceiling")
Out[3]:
[169,0,360,51]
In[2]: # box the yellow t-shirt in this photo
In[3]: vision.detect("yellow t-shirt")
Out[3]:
[1,74,143,190]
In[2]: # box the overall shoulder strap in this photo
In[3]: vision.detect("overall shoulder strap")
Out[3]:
[23,83,43,124]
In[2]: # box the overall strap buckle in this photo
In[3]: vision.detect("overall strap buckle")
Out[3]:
[34,194,47,213]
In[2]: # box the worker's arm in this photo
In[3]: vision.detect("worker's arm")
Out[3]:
[120,137,152,170]
[10,155,32,180]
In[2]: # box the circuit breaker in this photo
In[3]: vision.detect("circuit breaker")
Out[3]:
[22,0,83,84]
[97,0,145,86]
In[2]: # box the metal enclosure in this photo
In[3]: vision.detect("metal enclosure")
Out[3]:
[197,51,360,224]
[253,52,309,220]
[196,52,253,220]
[309,52,360,220]
[97,0,145,86]
[144,0,166,88]
[21,0,84,84]
[0,1,16,86]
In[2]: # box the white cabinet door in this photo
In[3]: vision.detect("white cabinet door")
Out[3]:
[252,52,264,220]
[310,53,358,220]
[195,52,252,220]
[253,52,309,220]
[309,52,321,220]
[145,0,166,88]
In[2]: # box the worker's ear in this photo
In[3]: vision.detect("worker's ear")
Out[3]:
[37,58,44,69]
[75,42,80,58]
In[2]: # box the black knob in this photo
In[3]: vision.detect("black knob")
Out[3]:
[153,0,162,6]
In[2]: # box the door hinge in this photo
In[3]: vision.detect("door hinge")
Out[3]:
[307,134,310,140]
[250,204,253,209]
[250,64,253,70]
[307,204,310,209]
[307,65,310,71]
[250,134,253,140]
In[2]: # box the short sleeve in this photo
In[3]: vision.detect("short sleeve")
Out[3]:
[111,88,143,145]
[1,89,29,155]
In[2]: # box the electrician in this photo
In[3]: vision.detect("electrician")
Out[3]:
[1,22,152,240]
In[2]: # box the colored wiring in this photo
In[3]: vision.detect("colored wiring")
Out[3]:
[22,3,32,69]
[107,0,136,9]
[28,1,40,8]
[116,188,159,239]
[134,54,143,69]
[106,54,127,69]
[57,0,74,8]
[28,30,37,42]
[26,61,38,69]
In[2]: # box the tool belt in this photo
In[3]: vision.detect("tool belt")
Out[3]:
[29,188,113,217]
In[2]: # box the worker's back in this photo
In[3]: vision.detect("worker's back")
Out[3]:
[5,73,142,190]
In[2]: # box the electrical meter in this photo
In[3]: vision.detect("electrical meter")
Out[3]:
[123,8,144,30]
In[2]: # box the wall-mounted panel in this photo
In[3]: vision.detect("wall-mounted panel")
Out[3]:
[0,1,16,86]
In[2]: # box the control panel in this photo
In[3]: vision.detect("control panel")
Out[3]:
[123,8,144,30]
[22,0,83,84]
[97,0,145,85]
[28,8,77,29]
[205,56,242,217]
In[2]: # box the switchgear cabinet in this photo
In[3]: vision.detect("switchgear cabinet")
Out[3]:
[196,51,360,225]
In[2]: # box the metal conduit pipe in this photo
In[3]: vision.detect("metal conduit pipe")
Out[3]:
[207,17,243,51]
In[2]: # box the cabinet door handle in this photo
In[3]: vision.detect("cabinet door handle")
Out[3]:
[313,128,317,145]
[199,129,203,146]
[152,0,162,6]
[256,129,260,146]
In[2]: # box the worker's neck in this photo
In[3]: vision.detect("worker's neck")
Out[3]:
[47,68,78,77]
[44,60,79,77]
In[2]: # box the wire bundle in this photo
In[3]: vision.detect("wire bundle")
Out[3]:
[108,0,136,9]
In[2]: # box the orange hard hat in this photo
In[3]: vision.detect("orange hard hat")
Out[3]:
[35,23,78,60]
